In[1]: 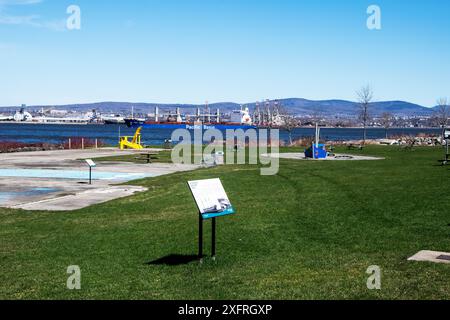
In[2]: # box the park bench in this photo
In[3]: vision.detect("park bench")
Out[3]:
[134,152,159,164]
[347,144,364,150]
[163,139,173,150]
[327,145,336,157]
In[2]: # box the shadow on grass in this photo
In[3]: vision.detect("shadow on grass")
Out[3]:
[146,254,201,266]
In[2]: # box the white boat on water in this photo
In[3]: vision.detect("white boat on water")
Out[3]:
[13,108,33,122]
[0,114,14,121]
[0,108,97,125]
[101,114,126,124]
[32,116,92,124]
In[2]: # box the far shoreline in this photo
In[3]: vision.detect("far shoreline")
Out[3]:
[0,122,443,130]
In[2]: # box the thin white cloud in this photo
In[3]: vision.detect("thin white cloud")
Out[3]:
[0,0,66,31]
[0,14,65,31]
[0,14,40,26]
[41,18,66,31]
[0,0,42,5]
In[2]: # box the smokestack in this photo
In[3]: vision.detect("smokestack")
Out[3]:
[176,107,182,123]
[206,101,210,123]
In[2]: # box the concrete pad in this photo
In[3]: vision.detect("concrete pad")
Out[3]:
[11,186,148,211]
[408,250,450,265]
[0,148,200,211]
[261,153,384,161]
[0,148,159,169]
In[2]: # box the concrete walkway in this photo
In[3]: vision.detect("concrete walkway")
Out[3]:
[261,153,384,161]
[11,186,148,211]
[0,148,199,211]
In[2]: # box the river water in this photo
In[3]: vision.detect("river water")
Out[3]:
[0,123,442,146]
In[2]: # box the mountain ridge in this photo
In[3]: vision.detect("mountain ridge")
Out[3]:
[0,98,437,117]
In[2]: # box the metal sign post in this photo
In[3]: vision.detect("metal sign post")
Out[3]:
[198,212,203,262]
[443,129,450,165]
[446,140,449,165]
[85,159,97,184]
[211,217,216,259]
[198,215,217,263]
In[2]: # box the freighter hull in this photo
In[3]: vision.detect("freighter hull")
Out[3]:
[125,119,256,130]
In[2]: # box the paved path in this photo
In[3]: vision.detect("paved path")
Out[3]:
[11,186,148,211]
[261,153,384,161]
[0,148,199,211]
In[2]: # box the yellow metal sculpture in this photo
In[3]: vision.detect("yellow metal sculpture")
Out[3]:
[119,127,144,150]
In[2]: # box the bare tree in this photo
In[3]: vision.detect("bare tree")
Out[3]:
[403,135,417,150]
[278,106,298,146]
[380,112,393,139]
[356,85,373,145]
[435,98,449,138]
[311,109,323,126]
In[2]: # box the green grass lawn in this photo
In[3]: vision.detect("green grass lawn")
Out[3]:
[1,146,449,299]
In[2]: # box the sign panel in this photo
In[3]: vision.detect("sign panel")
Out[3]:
[188,178,235,219]
[85,159,96,167]
[445,129,450,139]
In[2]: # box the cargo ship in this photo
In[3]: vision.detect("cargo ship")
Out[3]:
[125,106,256,130]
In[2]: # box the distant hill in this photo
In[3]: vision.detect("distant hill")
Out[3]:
[247,99,433,117]
[0,99,435,117]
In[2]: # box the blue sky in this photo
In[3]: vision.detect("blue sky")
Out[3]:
[0,0,449,107]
